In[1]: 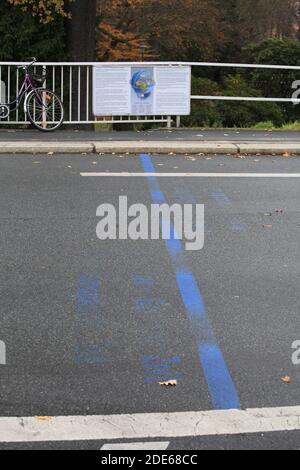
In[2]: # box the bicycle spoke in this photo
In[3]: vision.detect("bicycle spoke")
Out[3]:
[26,89,63,131]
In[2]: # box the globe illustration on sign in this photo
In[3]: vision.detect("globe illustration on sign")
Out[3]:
[131,70,155,99]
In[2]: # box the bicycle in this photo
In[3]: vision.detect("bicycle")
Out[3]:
[0,58,64,132]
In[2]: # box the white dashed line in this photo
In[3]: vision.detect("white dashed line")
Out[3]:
[80,172,300,178]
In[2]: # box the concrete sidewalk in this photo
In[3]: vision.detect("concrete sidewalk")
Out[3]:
[0,128,300,154]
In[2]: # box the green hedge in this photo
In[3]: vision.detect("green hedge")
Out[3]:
[0,2,66,61]
[183,75,284,128]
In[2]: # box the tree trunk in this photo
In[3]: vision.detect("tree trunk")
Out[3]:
[65,0,97,61]
[65,0,97,129]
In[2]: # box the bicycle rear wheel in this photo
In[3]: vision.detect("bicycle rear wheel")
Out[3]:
[26,88,64,132]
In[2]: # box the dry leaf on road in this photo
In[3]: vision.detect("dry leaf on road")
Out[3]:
[159,380,177,387]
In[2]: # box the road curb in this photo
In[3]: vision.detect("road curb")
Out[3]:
[0,142,95,154]
[236,142,300,155]
[93,141,239,155]
[0,140,299,155]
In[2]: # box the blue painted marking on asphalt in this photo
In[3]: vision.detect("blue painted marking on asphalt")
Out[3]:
[212,191,231,208]
[230,222,247,233]
[173,186,197,205]
[212,190,247,234]
[151,189,165,202]
[133,275,181,383]
[75,275,111,365]
[142,356,182,382]
[139,153,241,410]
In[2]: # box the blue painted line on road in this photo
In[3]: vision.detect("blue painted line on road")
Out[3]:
[139,153,241,410]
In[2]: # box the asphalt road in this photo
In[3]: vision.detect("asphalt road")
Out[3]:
[1,128,300,142]
[0,153,299,450]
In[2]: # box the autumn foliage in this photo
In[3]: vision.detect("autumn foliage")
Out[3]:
[97,0,149,61]
[8,0,70,22]
[7,0,300,61]
[97,0,223,61]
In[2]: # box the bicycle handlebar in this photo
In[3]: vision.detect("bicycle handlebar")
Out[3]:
[17,57,37,71]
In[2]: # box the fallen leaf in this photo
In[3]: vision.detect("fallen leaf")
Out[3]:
[34,416,52,421]
[263,224,273,228]
[159,380,177,387]
[47,152,54,156]
[283,152,290,157]
[281,376,291,384]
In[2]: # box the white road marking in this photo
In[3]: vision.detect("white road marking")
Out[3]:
[0,406,300,443]
[80,172,300,178]
[101,442,170,450]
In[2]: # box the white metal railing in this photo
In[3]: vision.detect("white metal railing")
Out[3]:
[0,60,300,128]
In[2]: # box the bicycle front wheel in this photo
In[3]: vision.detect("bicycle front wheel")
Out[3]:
[26,88,64,132]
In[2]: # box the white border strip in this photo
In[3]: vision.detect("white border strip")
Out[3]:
[81,172,300,178]
[0,406,300,443]
[101,442,170,450]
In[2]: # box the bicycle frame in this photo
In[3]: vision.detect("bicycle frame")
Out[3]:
[0,71,45,114]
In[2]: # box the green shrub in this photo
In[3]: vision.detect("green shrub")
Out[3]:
[242,39,300,122]
[216,75,284,127]
[253,121,275,129]
[184,74,284,128]
[183,77,221,127]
